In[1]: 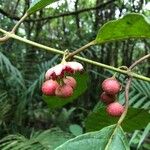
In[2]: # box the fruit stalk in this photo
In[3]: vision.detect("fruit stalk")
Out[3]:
[117,53,150,125]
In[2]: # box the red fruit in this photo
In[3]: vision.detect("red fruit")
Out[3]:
[55,84,73,98]
[106,102,124,117]
[63,76,77,89]
[102,78,121,95]
[100,92,115,104]
[41,80,59,96]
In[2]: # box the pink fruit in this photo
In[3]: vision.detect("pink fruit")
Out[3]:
[106,102,124,117]
[41,80,59,96]
[55,84,73,98]
[100,92,115,104]
[63,76,77,89]
[102,78,121,95]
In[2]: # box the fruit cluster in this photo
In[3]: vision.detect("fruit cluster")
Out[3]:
[100,77,124,117]
[41,61,83,98]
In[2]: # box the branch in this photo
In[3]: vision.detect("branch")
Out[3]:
[66,40,96,59]
[0,0,115,42]
[0,13,28,42]
[0,27,150,82]
[129,54,150,69]
[0,0,116,22]
[11,13,28,33]
[118,53,150,125]
[0,8,20,20]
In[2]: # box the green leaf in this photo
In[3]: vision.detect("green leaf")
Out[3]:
[43,73,89,108]
[95,13,150,43]
[55,125,130,150]
[85,107,150,133]
[69,124,83,136]
[34,128,73,149]
[0,128,73,150]
[137,123,150,149]
[27,0,58,14]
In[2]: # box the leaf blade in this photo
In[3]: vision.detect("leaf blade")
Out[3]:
[85,107,150,133]
[27,0,58,14]
[95,13,150,43]
[55,125,130,150]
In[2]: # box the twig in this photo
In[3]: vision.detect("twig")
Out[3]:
[11,13,28,33]
[129,54,150,69]
[118,53,150,125]
[0,27,150,82]
[0,13,28,42]
[66,40,95,59]
[0,0,115,22]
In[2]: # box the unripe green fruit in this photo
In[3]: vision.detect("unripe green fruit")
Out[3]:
[42,80,59,96]
[55,84,73,98]
[102,78,121,95]
[106,102,124,117]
